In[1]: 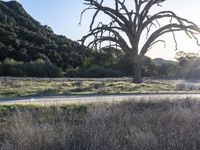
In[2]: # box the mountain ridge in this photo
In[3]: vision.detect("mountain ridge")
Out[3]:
[0,0,92,69]
[152,58,176,66]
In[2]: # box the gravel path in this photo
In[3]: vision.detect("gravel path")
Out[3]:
[1,93,200,105]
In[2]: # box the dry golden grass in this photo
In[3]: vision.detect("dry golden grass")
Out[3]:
[1,98,200,149]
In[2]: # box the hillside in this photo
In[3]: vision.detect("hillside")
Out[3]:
[152,58,176,66]
[0,1,92,69]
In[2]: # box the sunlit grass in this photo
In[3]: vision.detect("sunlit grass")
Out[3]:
[0,77,200,98]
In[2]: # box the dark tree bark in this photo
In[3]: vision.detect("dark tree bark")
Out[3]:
[133,54,143,83]
[79,0,200,83]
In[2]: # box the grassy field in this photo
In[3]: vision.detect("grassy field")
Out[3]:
[1,98,200,149]
[0,77,200,98]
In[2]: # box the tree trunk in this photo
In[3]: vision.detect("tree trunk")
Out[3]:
[133,56,143,83]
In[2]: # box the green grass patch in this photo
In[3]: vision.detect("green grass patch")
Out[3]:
[0,103,88,113]
[0,78,199,98]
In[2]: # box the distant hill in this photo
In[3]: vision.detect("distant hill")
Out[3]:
[152,58,176,66]
[0,1,92,69]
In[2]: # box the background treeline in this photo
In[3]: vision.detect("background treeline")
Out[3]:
[0,1,200,79]
[64,49,200,79]
[1,48,200,79]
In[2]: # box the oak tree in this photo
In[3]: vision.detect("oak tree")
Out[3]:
[80,0,200,83]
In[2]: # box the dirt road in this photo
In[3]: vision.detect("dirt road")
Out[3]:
[1,93,200,105]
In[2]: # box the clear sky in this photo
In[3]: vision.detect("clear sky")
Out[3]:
[3,0,200,60]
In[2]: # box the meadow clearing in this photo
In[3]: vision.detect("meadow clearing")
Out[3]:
[0,77,200,98]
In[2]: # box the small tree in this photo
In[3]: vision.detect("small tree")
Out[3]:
[80,0,200,83]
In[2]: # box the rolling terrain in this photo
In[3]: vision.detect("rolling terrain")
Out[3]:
[0,1,91,69]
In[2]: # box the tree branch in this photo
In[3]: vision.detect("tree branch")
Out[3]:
[140,23,200,56]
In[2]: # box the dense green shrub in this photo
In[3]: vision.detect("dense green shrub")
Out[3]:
[0,58,24,76]
[65,65,125,78]
[23,59,62,77]
[65,68,80,77]
[82,65,124,77]
[0,58,62,77]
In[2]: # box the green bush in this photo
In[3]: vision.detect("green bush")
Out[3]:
[82,65,124,78]
[65,68,80,77]
[65,65,124,78]
[0,58,62,77]
[0,58,24,76]
[24,59,62,77]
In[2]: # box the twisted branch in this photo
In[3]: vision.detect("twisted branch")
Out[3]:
[80,0,200,58]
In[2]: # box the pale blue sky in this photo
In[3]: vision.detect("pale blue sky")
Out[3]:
[4,0,200,60]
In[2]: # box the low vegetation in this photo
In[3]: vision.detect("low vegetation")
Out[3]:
[1,77,200,98]
[0,59,62,77]
[1,98,200,149]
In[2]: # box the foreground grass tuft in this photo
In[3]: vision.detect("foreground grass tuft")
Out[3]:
[1,98,200,149]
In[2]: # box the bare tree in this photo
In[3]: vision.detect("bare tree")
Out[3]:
[79,0,200,83]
